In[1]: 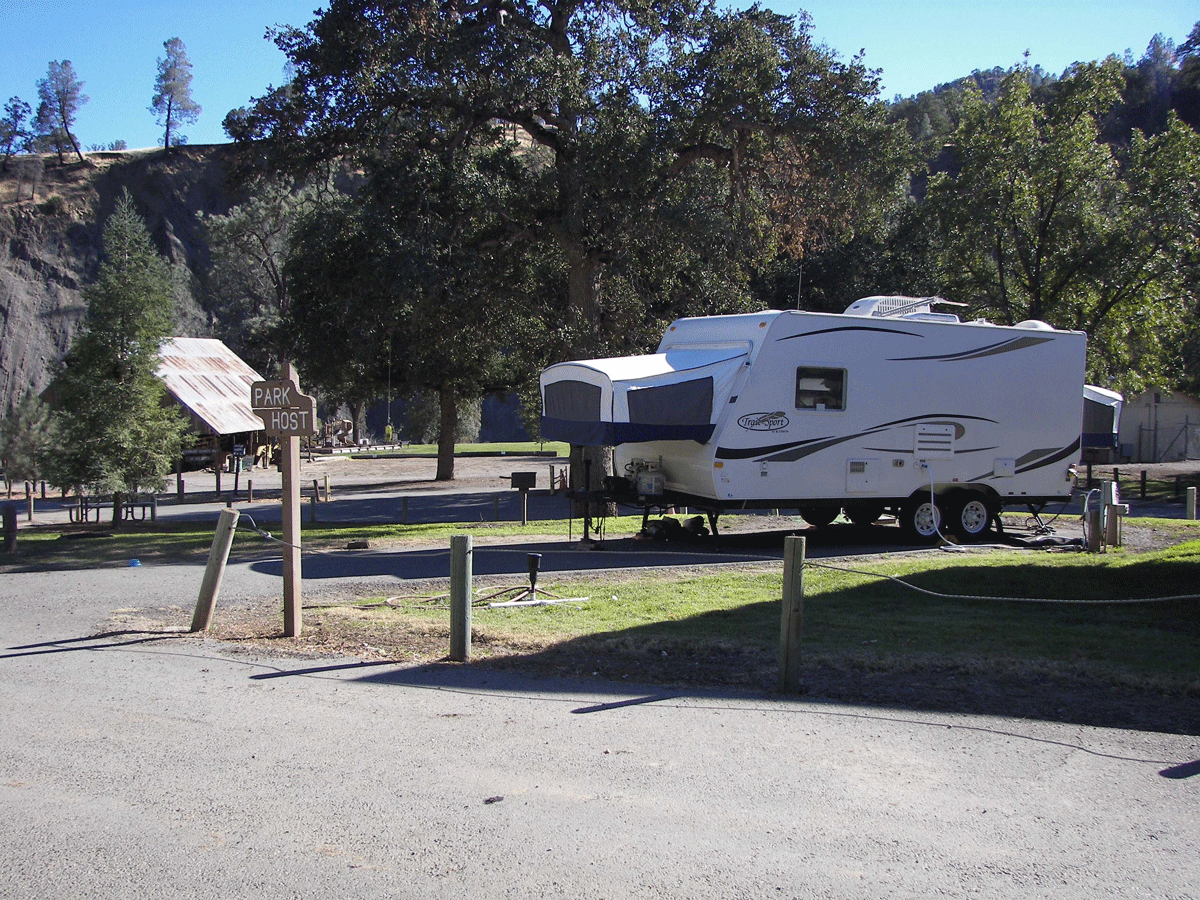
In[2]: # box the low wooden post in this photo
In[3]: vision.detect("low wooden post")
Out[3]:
[191,509,240,632]
[778,536,805,694]
[449,535,472,662]
[323,474,330,502]
[1140,470,1147,499]
[1086,507,1103,553]
[247,479,254,503]
[1187,486,1197,520]
[309,492,317,523]
[1104,505,1126,547]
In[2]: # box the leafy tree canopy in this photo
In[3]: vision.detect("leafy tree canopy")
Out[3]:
[228,0,904,356]
[924,61,1200,391]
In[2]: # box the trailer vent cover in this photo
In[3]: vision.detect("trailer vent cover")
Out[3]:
[915,423,956,459]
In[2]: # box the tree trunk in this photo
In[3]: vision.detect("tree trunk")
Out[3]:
[111,489,124,529]
[562,250,617,516]
[349,400,364,446]
[435,386,458,482]
[569,444,616,518]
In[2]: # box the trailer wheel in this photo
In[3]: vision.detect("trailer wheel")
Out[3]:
[948,494,994,542]
[845,503,884,527]
[799,506,839,528]
[902,497,943,541]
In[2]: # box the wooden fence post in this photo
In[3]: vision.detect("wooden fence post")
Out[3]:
[450,535,473,662]
[778,536,805,693]
[191,509,240,632]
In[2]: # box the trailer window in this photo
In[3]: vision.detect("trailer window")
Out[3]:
[544,380,602,421]
[795,367,845,411]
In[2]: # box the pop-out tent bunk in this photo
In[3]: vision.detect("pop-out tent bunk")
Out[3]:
[540,347,748,446]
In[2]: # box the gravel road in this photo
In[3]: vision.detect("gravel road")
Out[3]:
[2,453,1198,898]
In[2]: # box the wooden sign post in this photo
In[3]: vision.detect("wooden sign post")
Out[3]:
[252,364,316,637]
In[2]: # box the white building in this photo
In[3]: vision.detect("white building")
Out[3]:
[1117,387,1200,462]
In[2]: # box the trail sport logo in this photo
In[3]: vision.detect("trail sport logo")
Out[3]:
[738,411,789,432]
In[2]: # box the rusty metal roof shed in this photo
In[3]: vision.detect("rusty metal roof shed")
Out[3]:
[156,338,266,436]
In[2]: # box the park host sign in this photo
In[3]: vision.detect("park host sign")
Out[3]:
[251,379,317,437]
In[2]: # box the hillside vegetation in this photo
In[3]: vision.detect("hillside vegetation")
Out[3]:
[0,146,237,414]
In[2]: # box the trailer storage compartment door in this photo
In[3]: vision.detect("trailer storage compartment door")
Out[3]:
[541,348,747,446]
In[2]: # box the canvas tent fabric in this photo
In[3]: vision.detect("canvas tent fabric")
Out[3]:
[541,348,747,446]
[1082,385,1123,449]
[156,337,267,436]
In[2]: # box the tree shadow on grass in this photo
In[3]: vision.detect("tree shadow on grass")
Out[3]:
[469,557,1200,736]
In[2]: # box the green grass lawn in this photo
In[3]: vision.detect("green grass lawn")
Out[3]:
[352,441,569,457]
[6,515,1199,689]
[448,538,1200,685]
[0,515,653,570]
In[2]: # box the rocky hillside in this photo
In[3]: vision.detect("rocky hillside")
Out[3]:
[0,145,243,416]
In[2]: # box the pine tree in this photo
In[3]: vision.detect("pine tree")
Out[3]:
[35,60,87,163]
[150,38,201,151]
[45,190,188,524]
[0,391,49,497]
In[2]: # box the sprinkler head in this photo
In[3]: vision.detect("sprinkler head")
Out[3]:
[527,553,542,589]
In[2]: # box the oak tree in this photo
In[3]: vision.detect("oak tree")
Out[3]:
[228,0,902,490]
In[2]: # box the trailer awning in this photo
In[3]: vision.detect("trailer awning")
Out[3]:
[540,348,748,446]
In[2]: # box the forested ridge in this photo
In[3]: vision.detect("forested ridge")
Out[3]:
[2,5,1198,477]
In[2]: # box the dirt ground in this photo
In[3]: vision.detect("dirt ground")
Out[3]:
[191,451,1200,734]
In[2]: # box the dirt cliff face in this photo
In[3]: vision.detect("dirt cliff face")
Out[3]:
[0,146,240,416]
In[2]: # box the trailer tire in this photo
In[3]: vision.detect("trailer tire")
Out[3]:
[948,493,994,542]
[799,506,839,528]
[901,497,943,542]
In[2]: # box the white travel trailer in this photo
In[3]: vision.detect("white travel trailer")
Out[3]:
[540,297,1089,541]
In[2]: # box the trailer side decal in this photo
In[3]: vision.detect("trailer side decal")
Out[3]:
[776,325,924,342]
[1013,439,1081,473]
[716,414,999,462]
[888,335,1055,362]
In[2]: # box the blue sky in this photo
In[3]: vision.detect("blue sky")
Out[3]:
[2,0,1195,150]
